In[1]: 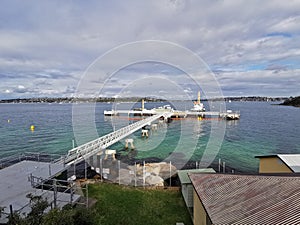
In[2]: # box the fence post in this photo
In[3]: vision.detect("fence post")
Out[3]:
[118,160,121,185]
[9,205,13,222]
[169,161,172,187]
[143,161,145,188]
[49,164,51,176]
[134,162,137,187]
[53,179,57,208]
[70,181,73,204]
[100,158,103,182]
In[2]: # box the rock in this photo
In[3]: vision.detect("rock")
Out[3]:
[152,166,161,176]
[125,162,178,185]
[158,163,177,179]
[117,169,134,185]
[145,175,164,186]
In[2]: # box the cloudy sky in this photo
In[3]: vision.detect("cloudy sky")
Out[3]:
[1,0,300,99]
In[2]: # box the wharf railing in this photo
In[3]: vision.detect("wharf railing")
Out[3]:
[63,112,173,166]
[0,152,63,169]
[9,175,83,218]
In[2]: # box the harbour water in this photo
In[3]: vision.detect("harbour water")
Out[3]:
[0,101,299,173]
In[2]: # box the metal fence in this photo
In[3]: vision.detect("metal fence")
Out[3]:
[0,152,64,169]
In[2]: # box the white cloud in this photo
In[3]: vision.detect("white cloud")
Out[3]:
[1,0,300,99]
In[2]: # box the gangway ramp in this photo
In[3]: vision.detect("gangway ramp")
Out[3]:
[64,112,173,165]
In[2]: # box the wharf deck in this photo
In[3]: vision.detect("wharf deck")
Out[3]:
[0,160,79,223]
[104,109,220,117]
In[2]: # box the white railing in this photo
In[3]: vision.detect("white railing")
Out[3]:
[63,112,173,165]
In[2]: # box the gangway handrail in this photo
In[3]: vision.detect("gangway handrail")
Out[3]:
[62,112,173,165]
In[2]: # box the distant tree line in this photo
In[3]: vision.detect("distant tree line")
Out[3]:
[0,96,290,103]
[0,97,166,104]
[280,96,300,107]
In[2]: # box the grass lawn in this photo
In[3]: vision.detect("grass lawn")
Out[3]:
[88,183,193,225]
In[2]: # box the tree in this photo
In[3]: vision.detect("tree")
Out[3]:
[8,201,97,225]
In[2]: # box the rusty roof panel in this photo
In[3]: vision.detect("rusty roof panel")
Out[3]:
[189,173,300,224]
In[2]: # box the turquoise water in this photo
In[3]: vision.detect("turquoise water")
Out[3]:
[0,102,299,173]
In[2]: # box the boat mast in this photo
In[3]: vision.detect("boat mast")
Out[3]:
[142,99,145,111]
[198,91,201,104]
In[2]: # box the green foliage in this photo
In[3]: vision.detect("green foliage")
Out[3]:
[42,207,96,225]
[7,212,24,225]
[281,96,300,107]
[8,184,192,225]
[26,195,49,225]
[7,196,95,225]
[88,183,192,225]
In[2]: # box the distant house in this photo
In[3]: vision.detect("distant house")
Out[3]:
[189,173,300,225]
[255,154,300,173]
[178,168,215,217]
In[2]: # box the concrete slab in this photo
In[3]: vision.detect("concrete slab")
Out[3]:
[0,160,78,223]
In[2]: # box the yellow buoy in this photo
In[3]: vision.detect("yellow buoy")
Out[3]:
[30,125,35,131]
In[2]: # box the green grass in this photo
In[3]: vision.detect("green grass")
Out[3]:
[88,183,193,225]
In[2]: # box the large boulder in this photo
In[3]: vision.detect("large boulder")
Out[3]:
[117,169,134,185]
[158,162,177,179]
[145,174,164,186]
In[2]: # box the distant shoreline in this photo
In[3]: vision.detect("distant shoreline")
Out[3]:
[279,96,300,107]
[0,96,289,104]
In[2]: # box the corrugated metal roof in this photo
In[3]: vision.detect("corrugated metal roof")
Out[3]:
[278,154,300,172]
[177,168,215,184]
[190,173,300,225]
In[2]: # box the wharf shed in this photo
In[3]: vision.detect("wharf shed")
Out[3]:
[189,173,300,225]
[177,168,215,215]
[255,154,300,173]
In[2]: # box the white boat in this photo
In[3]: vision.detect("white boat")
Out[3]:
[104,109,119,116]
[220,110,240,120]
[153,104,174,113]
[190,91,205,112]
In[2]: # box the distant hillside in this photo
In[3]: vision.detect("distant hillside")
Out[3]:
[0,97,166,104]
[280,96,300,107]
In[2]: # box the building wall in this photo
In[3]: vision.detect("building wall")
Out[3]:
[181,184,188,206]
[181,184,195,208]
[259,157,293,173]
[193,189,209,225]
[187,185,194,208]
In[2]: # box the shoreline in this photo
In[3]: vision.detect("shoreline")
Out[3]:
[116,153,245,174]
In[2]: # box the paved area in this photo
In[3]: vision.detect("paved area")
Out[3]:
[0,160,79,223]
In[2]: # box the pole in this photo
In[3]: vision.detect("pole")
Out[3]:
[100,158,103,182]
[49,164,51,176]
[143,161,145,188]
[86,183,89,208]
[73,162,76,177]
[218,158,221,173]
[134,162,137,187]
[118,160,121,185]
[169,161,172,187]
[223,161,226,173]
[85,160,87,180]
[70,181,73,204]
[72,139,75,149]
[53,179,57,208]
[9,205,13,223]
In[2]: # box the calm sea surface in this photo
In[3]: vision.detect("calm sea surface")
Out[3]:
[0,101,299,173]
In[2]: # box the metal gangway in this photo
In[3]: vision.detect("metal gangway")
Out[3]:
[62,112,173,165]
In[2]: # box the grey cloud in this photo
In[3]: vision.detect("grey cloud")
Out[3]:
[1,0,300,99]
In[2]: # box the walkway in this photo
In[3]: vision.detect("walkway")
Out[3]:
[63,112,173,165]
